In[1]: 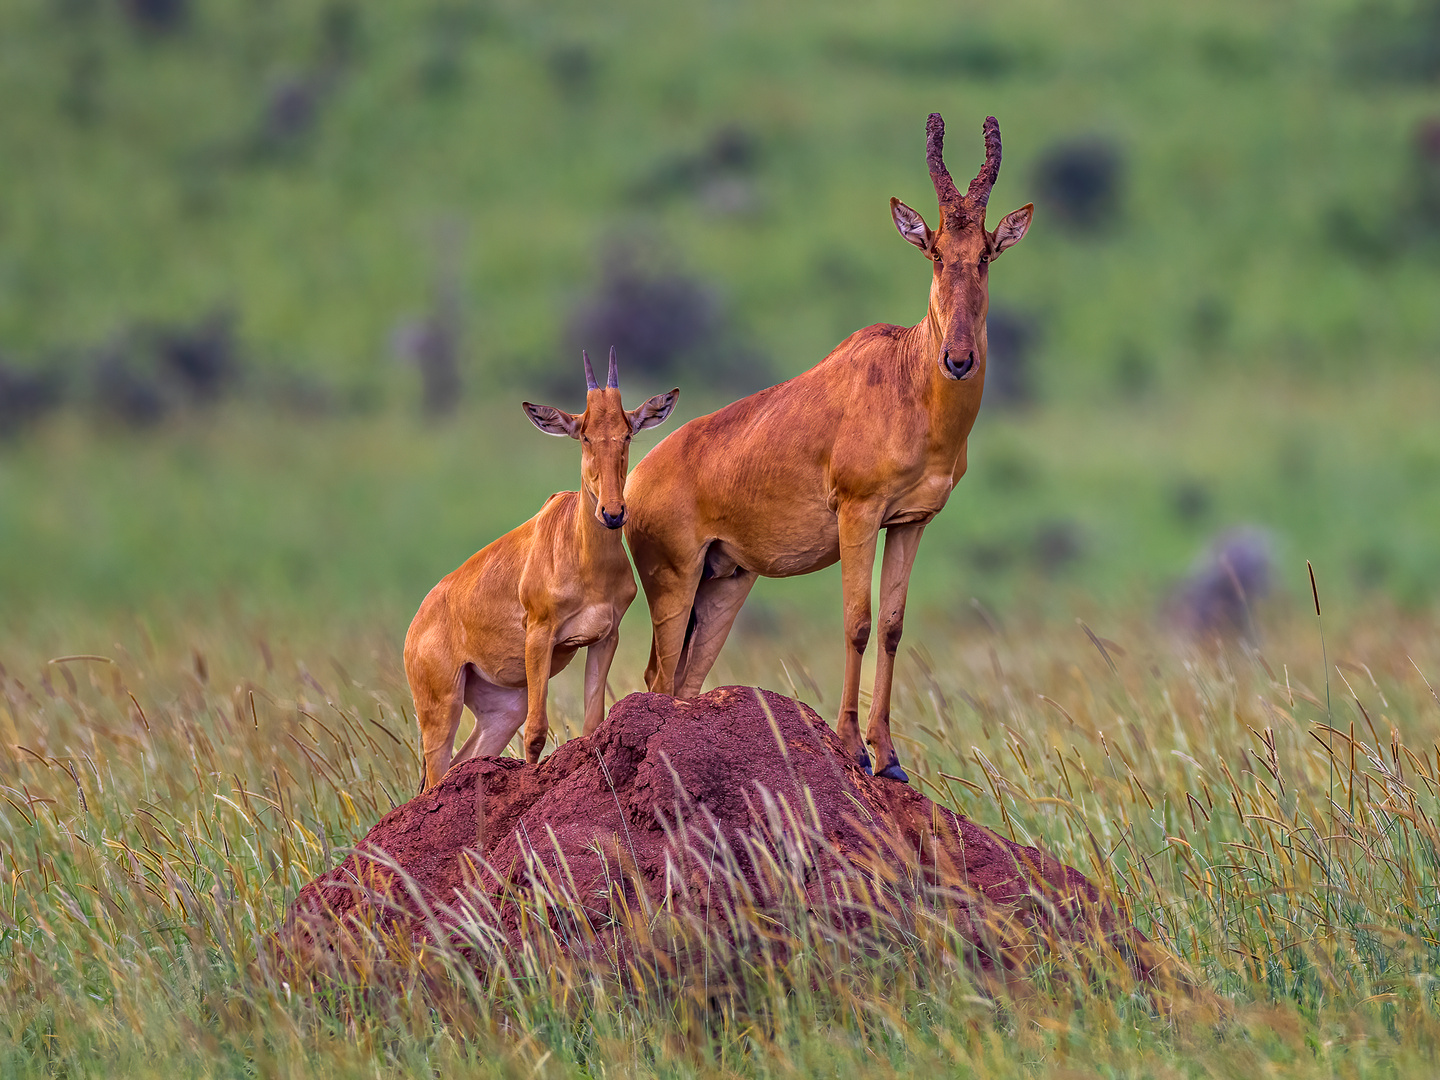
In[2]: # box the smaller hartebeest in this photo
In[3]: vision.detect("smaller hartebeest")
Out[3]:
[404,348,678,789]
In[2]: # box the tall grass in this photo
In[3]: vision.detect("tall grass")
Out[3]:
[5,604,1440,1074]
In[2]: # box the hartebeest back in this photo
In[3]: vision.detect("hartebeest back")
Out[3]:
[404,348,678,789]
[624,113,1032,782]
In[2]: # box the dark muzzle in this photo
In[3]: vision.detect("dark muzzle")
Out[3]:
[600,509,626,530]
[942,347,977,381]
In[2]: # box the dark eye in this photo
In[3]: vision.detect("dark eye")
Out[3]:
[978,252,990,265]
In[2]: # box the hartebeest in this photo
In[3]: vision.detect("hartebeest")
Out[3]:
[624,113,1031,782]
[404,348,678,789]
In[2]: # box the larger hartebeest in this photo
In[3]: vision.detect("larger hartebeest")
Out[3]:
[624,113,1031,782]
[405,348,678,789]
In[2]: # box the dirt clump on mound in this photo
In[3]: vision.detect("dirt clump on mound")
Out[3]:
[287,686,1160,979]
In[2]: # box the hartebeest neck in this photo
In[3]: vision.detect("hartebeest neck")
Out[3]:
[906,305,985,445]
[574,484,627,565]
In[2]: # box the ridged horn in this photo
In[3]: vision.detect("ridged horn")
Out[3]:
[607,345,619,389]
[926,112,963,216]
[583,349,598,391]
[963,116,1002,221]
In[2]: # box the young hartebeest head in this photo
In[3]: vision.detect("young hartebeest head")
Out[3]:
[890,113,1034,382]
[521,348,679,530]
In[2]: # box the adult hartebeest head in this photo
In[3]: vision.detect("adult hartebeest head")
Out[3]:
[889,113,1032,382]
[522,347,679,530]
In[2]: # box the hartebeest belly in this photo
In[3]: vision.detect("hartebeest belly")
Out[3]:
[625,112,1031,784]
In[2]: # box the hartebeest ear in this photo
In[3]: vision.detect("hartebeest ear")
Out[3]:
[890,197,935,255]
[988,203,1033,258]
[522,401,581,438]
[627,389,679,433]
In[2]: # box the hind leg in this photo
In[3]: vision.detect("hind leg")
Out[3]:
[637,557,704,696]
[675,569,756,698]
[412,666,467,792]
[459,670,528,758]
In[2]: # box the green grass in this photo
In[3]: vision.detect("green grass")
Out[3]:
[7,606,1440,1076]
[4,369,1439,630]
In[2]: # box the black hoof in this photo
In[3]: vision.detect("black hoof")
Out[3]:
[876,763,910,783]
[855,748,873,775]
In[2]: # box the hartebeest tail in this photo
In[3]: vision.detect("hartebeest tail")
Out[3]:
[404,348,678,789]
[624,112,1032,782]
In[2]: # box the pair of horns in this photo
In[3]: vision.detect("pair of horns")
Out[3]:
[926,112,1001,226]
[583,346,619,391]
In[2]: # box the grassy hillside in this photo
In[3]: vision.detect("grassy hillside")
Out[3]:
[0,0,1437,617]
[3,0,1439,624]
[2,0,1437,387]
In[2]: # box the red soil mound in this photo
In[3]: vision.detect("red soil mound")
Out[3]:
[288,686,1156,977]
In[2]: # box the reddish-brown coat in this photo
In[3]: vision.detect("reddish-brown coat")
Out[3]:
[405,351,677,789]
[624,114,1033,781]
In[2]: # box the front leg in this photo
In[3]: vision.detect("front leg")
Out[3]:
[522,621,557,763]
[836,503,883,772]
[867,522,926,782]
[581,627,620,735]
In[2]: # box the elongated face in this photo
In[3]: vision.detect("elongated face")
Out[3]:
[521,349,679,529]
[889,113,1033,382]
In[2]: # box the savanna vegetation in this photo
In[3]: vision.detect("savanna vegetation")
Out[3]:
[3,0,1440,1074]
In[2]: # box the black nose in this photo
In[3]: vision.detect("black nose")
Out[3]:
[942,348,976,380]
[601,509,625,530]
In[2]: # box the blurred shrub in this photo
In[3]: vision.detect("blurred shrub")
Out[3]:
[1329,117,1440,262]
[1032,519,1084,575]
[59,48,104,126]
[156,309,239,403]
[1410,117,1440,241]
[1170,478,1212,525]
[1340,0,1440,83]
[547,42,599,99]
[630,126,763,217]
[392,299,462,418]
[1033,137,1124,232]
[119,0,187,33]
[318,1,362,66]
[984,307,1039,407]
[567,244,768,392]
[91,310,238,425]
[1165,527,1273,642]
[0,360,65,438]
[1114,342,1157,400]
[251,74,334,160]
[965,519,1085,578]
[390,225,467,417]
[826,30,1038,80]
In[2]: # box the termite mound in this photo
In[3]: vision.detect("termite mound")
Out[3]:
[285,686,1172,986]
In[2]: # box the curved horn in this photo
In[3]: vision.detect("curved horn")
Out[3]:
[963,116,1002,221]
[583,349,598,391]
[606,345,619,389]
[926,113,963,216]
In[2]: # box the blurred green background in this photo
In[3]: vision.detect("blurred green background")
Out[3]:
[1,0,1438,637]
